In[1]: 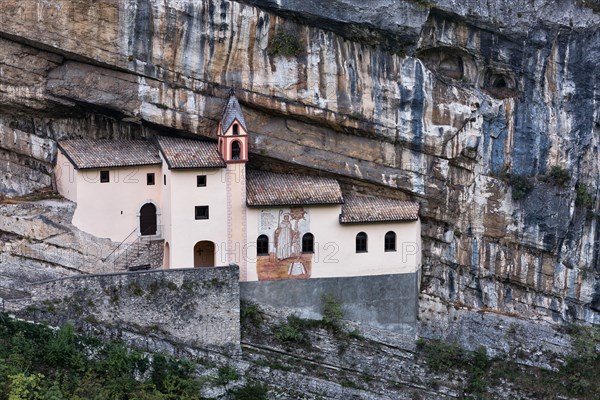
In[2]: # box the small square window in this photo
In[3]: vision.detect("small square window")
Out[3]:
[197,175,207,187]
[195,206,209,220]
[147,173,155,185]
[100,170,110,183]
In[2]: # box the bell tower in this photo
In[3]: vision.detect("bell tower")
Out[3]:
[218,89,248,163]
[218,89,248,280]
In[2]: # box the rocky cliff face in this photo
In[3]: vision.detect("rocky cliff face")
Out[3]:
[2,0,600,328]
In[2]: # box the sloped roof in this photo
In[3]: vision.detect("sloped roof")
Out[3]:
[339,193,420,223]
[221,92,247,133]
[156,136,226,169]
[58,139,161,169]
[246,170,344,206]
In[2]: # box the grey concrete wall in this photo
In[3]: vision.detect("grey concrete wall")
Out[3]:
[5,266,240,353]
[241,272,419,334]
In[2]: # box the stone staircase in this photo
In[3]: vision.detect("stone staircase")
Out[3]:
[113,236,164,272]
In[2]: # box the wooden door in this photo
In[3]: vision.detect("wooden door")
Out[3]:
[140,203,157,235]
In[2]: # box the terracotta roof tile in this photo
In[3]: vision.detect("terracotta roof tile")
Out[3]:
[221,93,247,133]
[58,139,161,169]
[339,193,420,223]
[247,170,343,206]
[156,136,226,169]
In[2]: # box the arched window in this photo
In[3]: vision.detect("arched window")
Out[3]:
[231,141,241,160]
[356,232,367,253]
[302,233,314,253]
[384,231,396,252]
[257,234,269,256]
[233,123,239,135]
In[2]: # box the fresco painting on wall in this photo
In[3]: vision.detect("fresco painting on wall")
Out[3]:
[257,207,312,280]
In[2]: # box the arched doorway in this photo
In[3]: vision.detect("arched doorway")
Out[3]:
[194,241,215,267]
[140,203,157,235]
[163,242,170,269]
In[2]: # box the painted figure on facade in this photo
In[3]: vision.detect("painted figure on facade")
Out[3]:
[256,207,312,280]
[275,213,293,260]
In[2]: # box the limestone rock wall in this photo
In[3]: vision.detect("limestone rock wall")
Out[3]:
[1,0,600,326]
[0,200,119,293]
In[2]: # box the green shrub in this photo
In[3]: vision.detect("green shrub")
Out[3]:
[561,324,600,395]
[0,315,207,399]
[509,175,534,200]
[268,30,304,58]
[230,381,268,400]
[127,281,144,296]
[321,293,344,330]
[576,183,594,208]
[7,332,35,374]
[240,301,263,326]
[8,372,44,400]
[417,338,465,372]
[215,366,239,385]
[275,315,307,344]
[418,339,492,396]
[348,328,363,340]
[41,381,65,400]
[465,346,490,396]
[182,280,196,291]
[549,165,571,187]
[44,324,80,369]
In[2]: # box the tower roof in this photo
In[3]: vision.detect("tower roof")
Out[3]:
[221,90,247,133]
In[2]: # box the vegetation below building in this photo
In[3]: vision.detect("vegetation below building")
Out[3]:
[0,313,265,400]
[2,301,600,399]
[416,325,600,399]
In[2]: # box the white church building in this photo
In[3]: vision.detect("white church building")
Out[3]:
[54,92,421,282]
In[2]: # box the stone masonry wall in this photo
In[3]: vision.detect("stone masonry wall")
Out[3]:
[4,266,240,353]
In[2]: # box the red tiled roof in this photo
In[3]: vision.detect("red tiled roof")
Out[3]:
[339,193,420,223]
[58,139,161,169]
[246,170,344,206]
[156,136,226,169]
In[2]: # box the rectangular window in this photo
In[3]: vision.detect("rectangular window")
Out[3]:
[147,173,155,185]
[195,206,209,220]
[197,175,207,187]
[163,174,166,185]
[100,170,110,183]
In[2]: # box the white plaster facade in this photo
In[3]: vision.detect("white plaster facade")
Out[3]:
[245,206,421,280]
[55,151,162,241]
[54,94,422,282]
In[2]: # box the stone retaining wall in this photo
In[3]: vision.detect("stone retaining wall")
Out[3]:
[4,266,240,353]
